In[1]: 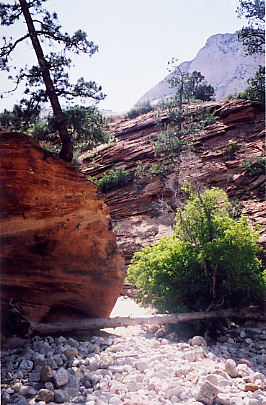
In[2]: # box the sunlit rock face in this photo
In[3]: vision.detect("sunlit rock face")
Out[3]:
[81,100,265,266]
[136,32,265,106]
[0,132,125,331]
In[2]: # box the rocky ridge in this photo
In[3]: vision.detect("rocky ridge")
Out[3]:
[1,319,266,404]
[136,32,265,106]
[80,99,266,265]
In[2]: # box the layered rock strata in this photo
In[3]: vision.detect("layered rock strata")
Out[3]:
[80,100,265,265]
[0,132,125,332]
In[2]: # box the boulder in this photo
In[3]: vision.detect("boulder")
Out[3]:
[0,132,125,334]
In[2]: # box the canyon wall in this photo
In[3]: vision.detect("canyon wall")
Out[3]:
[81,100,265,266]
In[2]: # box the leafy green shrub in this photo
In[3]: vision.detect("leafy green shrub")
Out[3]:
[29,122,51,141]
[136,159,173,179]
[226,66,265,103]
[194,107,217,128]
[127,187,265,313]
[239,66,265,103]
[221,142,240,159]
[126,102,155,119]
[243,156,266,177]
[92,167,131,192]
[48,106,109,152]
[0,103,40,131]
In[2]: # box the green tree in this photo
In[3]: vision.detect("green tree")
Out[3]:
[167,59,187,132]
[127,187,265,313]
[167,61,215,107]
[48,106,109,152]
[0,104,109,157]
[184,71,215,103]
[126,101,155,119]
[0,0,105,161]
[237,0,265,54]
[152,61,216,184]
[239,65,265,103]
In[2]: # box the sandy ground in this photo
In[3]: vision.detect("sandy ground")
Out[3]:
[105,296,156,337]
[110,296,155,318]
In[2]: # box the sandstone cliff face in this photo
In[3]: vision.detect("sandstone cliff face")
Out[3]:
[80,100,265,266]
[0,132,125,331]
[136,32,265,105]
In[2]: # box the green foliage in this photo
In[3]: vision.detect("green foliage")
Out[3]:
[226,66,265,103]
[153,125,189,156]
[30,122,51,141]
[135,160,148,178]
[0,2,104,104]
[127,237,209,312]
[0,105,109,158]
[0,0,105,160]
[127,187,265,313]
[238,66,265,103]
[48,106,109,152]
[221,142,240,159]
[136,159,173,179]
[0,103,40,131]
[167,62,215,105]
[126,102,155,119]
[237,0,265,55]
[153,60,216,171]
[194,84,215,102]
[194,107,217,128]
[243,156,266,177]
[153,104,215,168]
[183,71,215,103]
[91,167,132,193]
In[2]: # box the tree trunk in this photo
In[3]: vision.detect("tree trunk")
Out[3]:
[19,0,73,162]
[29,309,266,336]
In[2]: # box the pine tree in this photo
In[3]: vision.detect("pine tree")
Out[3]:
[237,0,265,55]
[0,0,105,161]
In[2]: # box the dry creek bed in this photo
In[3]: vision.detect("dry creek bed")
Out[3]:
[1,298,266,405]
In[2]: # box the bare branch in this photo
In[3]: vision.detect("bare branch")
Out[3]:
[0,33,30,58]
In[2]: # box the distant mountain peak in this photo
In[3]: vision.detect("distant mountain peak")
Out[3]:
[135,31,264,106]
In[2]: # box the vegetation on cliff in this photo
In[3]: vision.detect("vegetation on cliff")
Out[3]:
[0,105,110,158]
[231,65,265,103]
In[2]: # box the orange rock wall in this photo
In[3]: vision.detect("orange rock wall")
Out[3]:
[0,132,125,329]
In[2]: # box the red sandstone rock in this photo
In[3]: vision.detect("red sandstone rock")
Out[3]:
[0,132,125,332]
[80,100,265,264]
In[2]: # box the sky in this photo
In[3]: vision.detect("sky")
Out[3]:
[0,0,248,113]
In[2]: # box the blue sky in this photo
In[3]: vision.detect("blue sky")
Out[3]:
[0,0,247,113]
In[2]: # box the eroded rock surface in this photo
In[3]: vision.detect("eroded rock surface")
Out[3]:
[0,132,125,332]
[80,100,265,265]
